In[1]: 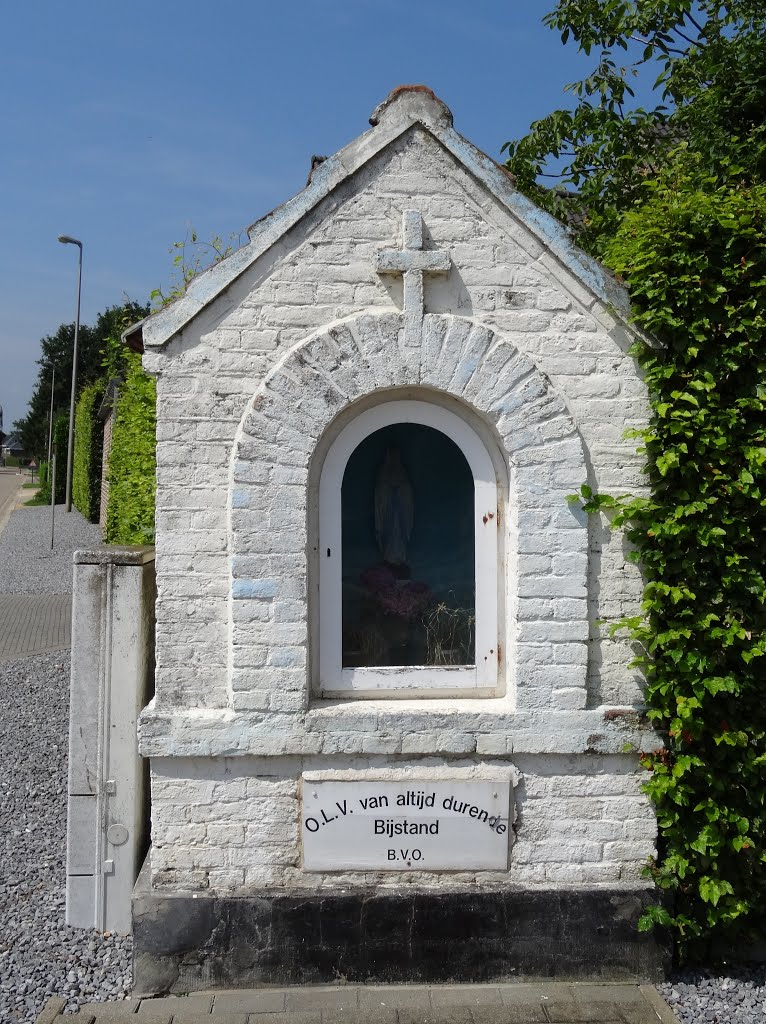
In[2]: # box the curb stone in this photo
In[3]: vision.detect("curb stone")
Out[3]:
[639,985,681,1023]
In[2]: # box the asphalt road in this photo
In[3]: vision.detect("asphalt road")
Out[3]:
[0,468,24,538]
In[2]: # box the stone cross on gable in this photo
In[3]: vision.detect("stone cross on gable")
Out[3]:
[375,210,450,343]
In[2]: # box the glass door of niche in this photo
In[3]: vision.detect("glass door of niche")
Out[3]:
[319,401,499,696]
[343,423,475,671]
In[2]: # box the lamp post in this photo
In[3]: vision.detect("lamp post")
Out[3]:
[58,235,82,512]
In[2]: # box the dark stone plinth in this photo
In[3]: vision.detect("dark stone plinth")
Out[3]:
[132,865,670,995]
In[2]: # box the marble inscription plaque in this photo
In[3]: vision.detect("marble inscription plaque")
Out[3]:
[301,778,511,871]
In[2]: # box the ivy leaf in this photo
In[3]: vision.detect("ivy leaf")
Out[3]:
[699,877,735,906]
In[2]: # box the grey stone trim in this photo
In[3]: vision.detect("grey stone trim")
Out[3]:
[74,546,156,566]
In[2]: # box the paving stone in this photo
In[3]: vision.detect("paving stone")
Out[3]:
[570,984,662,1024]
[570,985,646,1006]
[134,1011,171,1024]
[397,1009,472,1024]
[140,997,214,1015]
[429,986,504,1007]
[214,991,287,1014]
[0,593,71,660]
[171,1015,243,1024]
[284,990,360,1012]
[246,1013,322,1024]
[618,1007,663,1024]
[81,1003,139,1018]
[470,1003,547,1024]
[321,1012,398,1024]
[498,984,560,1006]
[34,997,68,1024]
[134,997,200,1022]
[545,998,617,1022]
[357,988,430,1010]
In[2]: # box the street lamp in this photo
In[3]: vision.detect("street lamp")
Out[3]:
[58,235,82,513]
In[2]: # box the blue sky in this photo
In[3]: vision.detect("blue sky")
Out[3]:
[0,0,597,430]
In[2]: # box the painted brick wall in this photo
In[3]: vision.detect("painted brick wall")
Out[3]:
[149,755,655,892]
[145,128,647,716]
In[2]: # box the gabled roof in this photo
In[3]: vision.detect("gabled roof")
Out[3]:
[124,85,630,353]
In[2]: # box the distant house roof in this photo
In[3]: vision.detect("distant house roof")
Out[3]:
[3,433,24,453]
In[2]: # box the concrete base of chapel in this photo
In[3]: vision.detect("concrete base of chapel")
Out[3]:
[131,857,670,998]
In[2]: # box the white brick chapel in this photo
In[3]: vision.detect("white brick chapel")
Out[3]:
[124,86,664,989]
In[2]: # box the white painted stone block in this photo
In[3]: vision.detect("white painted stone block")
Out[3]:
[66,547,155,933]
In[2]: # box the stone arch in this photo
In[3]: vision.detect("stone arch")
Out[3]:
[228,311,589,713]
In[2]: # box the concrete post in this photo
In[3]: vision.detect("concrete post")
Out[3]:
[66,546,156,933]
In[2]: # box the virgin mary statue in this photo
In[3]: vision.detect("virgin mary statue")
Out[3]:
[374,447,414,567]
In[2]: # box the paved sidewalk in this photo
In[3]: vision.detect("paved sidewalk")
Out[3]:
[36,983,679,1024]
[0,592,72,660]
[0,500,100,662]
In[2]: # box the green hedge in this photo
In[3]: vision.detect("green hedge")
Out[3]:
[72,382,103,522]
[575,167,766,951]
[105,351,156,544]
[37,412,70,505]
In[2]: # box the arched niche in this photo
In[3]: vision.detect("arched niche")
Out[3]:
[229,312,588,711]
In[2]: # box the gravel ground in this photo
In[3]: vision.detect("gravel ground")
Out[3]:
[0,506,130,1021]
[0,505,102,595]
[659,965,766,1023]
[0,651,132,1022]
